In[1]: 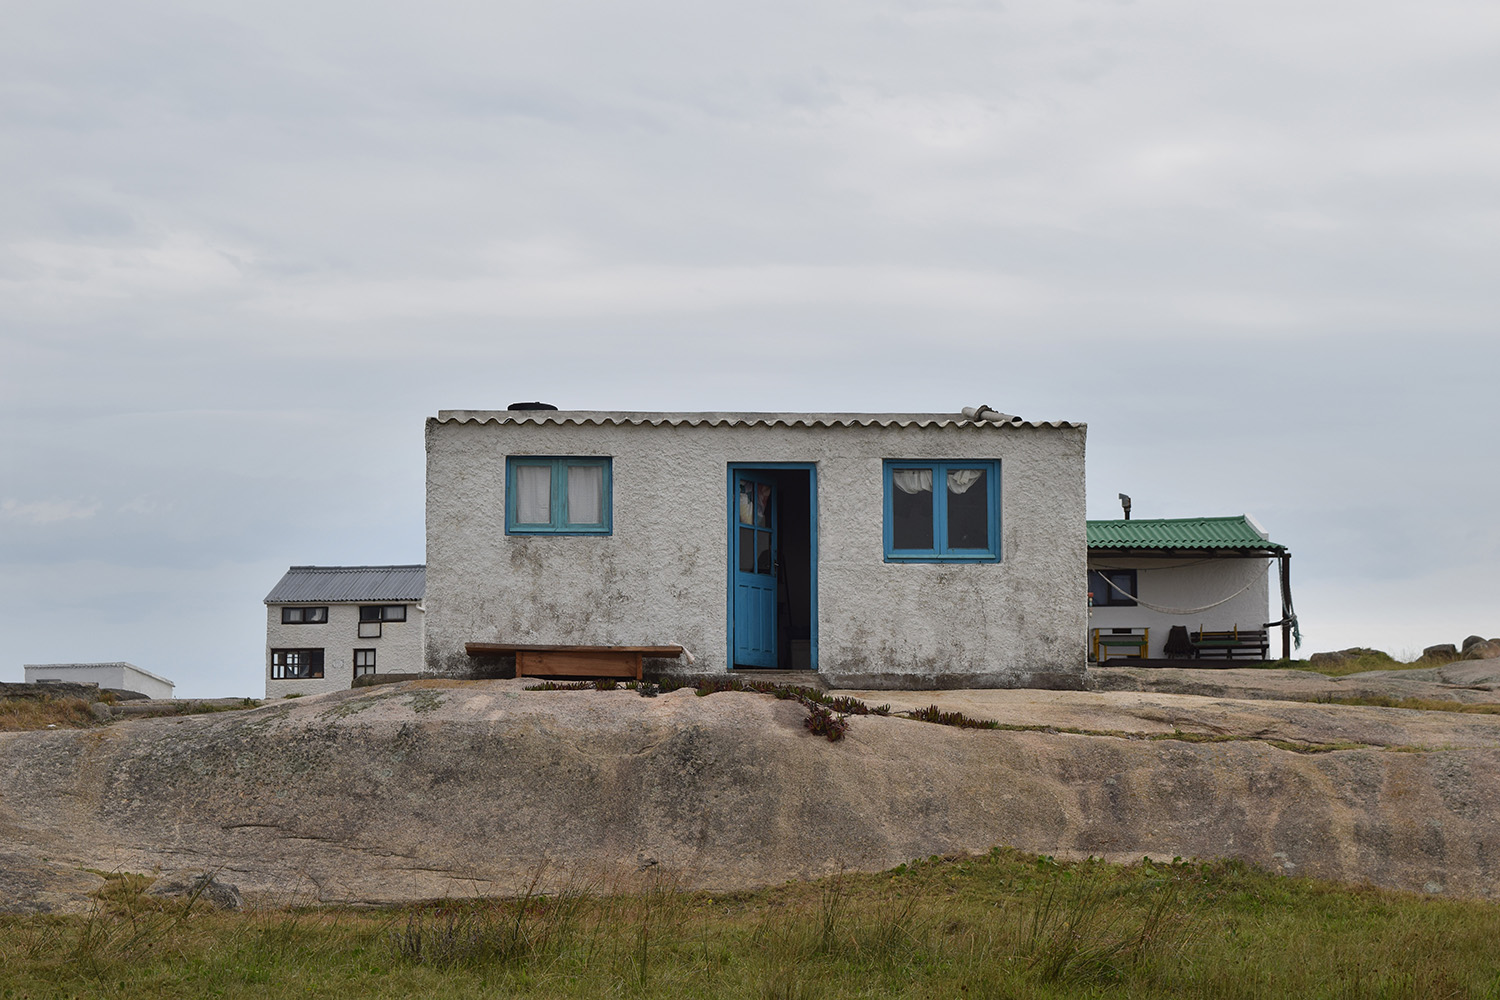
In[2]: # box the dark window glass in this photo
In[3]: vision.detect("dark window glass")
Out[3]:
[891,484,934,550]
[281,606,328,624]
[1088,570,1137,607]
[946,470,989,549]
[739,527,754,572]
[271,648,325,679]
[360,605,407,622]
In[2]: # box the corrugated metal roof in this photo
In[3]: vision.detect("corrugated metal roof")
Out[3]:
[1087,516,1285,552]
[433,409,1082,430]
[265,565,426,604]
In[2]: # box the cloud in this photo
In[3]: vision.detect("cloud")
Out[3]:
[1,498,102,525]
[2,0,1498,690]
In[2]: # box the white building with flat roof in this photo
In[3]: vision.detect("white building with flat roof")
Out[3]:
[24,662,175,700]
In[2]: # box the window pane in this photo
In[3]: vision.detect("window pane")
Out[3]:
[891,478,934,550]
[739,483,754,525]
[756,531,772,574]
[946,469,989,550]
[567,465,603,525]
[739,527,754,572]
[756,484,771,527]
[514,464,552,524]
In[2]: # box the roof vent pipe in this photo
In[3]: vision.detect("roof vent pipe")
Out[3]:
[962,405,1022,425]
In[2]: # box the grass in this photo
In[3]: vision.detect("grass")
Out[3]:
[1312,695,1500,715]
[0,694,105,731]
[0,695,264,731]
[1278,649,1448,678]
[7,851,1500,998]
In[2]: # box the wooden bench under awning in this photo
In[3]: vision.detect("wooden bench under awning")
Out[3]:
[464,643,687,681]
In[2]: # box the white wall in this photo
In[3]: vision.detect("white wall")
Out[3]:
[425,415,1088,688]
[1088,557,1273,659]
[265,602,424,698]
[23,663,175,700]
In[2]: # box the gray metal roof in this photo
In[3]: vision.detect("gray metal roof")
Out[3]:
[265,565,426,604]
[432,409,1082,430]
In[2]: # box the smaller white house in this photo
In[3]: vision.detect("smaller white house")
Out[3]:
[1087,515,1295,662]
[264,565,425,698]
[24,662,175,700]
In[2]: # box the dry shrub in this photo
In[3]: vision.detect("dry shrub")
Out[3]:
[0,695,100,732]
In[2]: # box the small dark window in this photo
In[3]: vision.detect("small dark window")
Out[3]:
[1088,570,1138,608]
[353,649,376,678]
[359,605,406,622]
[884,460,1001,561]
[281,606,328,624]
[271,648,325,679]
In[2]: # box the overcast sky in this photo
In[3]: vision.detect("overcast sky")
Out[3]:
[3,0,1497,696]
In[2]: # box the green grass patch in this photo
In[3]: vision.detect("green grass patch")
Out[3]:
[1277,651,1447,678]
[8,852,1500,998]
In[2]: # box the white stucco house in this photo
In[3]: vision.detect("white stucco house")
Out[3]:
[1087,515,1294,662]
[424,406,1088,689]
[23,662,175,700]
[264,564,425,698]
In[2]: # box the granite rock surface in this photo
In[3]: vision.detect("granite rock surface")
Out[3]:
[4,673,1500,908]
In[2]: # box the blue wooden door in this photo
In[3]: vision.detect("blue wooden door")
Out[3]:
[733,472,777,667]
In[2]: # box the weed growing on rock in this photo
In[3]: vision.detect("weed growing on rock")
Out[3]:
[803,703,849,741]
[903,704,1001,729]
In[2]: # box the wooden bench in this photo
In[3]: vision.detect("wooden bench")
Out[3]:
[464,643,686,681]
[1190,627,1269,660]
[1091,627,1148,663]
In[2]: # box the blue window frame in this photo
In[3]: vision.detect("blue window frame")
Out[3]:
[883,460,1001,562]
[505,456,612,534]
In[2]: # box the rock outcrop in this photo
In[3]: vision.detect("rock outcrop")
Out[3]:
[5,676,1500,909]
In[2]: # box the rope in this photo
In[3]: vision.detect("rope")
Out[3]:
[1094,570,1263,616]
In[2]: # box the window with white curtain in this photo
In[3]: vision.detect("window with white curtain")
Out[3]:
[505,457,612,534]
[883,460,1001,561]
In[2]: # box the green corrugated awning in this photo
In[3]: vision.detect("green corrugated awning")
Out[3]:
[1087,515,1285,552]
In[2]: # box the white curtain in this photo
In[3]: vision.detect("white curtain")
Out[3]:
[892,469,933,494]
[514,464,551,523]
[567,465,603,524]
[947,469,984,494]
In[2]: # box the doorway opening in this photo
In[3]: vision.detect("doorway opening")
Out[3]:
[727,463,817,670]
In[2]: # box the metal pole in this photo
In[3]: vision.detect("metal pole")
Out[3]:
[1280,553,1292,661]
